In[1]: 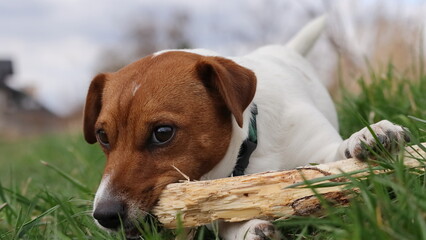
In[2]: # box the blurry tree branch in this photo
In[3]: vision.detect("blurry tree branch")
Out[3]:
[97,10,192,73]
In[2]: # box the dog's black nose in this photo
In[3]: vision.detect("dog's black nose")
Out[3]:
[93,199,127,229]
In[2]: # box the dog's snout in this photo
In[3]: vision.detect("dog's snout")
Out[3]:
[93,199,127,229]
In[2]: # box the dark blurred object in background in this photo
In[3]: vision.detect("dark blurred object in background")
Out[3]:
[1,60,45,112]
[0,60,77,138]
[0,60,13,81]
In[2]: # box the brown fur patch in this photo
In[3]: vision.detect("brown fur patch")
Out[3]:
[84,51,256,211]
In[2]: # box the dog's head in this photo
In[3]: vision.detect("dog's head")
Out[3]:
[84,51,256,237]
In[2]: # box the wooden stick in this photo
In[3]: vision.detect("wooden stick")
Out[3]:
[152,144,426,228]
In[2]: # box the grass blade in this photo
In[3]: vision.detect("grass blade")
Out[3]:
[41,161,92,195]
[16,205,59,238]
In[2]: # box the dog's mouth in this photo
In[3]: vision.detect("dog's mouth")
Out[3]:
[123,227,142,240]
[102,214,163,240]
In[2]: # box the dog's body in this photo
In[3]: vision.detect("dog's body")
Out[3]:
[84,16,408,239]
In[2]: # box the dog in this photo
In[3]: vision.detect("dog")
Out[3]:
[83,16,408,239]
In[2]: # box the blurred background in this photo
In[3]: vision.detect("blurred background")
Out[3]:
[0,0,425,138]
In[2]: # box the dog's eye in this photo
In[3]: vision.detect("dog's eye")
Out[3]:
[151,126,174,145]
[96,129,110,148]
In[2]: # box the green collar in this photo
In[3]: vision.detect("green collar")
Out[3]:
[232,104,258,177]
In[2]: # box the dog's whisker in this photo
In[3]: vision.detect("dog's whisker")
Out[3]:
[171,165,191,182]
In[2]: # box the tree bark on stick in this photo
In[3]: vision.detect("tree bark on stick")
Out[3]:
[152,144,426,228]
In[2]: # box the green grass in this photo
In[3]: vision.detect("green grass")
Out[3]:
[0,133,104,194]
[338,62,426,140]
[1,63,425,239]
[0,134,108,240]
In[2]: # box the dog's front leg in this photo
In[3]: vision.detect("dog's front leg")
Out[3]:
[218,219,281,240]
[339,120,410,161]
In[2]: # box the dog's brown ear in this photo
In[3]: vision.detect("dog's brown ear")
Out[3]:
[83,74,106,144]
[195,57,257,128]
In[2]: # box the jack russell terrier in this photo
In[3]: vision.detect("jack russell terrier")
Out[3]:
[84,16,408,239]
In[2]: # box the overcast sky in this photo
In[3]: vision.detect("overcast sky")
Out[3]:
[0,0,424,116]
[0,0,314,115]
[0,0,150,115]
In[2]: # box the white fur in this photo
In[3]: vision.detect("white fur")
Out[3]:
[132,82,141,96]
[93,175,111,208]
[338,120,407,159]
[286,15,327,56]
[218,219,279,240]
[93,175,112,229]
[153,48,220,58]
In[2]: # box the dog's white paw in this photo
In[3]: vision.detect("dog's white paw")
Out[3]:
[342,120,410,161]
[237,219,280,240]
